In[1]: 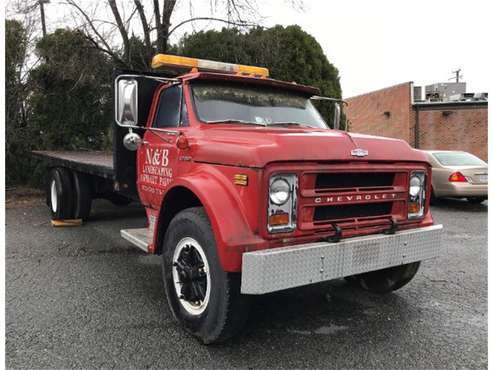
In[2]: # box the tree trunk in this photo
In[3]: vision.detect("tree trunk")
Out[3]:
[134,0,152,50]
[108,0,130,63]
[158,0,177,53]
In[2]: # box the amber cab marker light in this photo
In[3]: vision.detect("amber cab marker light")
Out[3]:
[448,171,468,182]
[233,174,248,186]
[268,212,289,226]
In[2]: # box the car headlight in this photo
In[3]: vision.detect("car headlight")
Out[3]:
[269,178,291,205]
[408,171,426,219]
[409,175,422,197]
[268,174,298,233]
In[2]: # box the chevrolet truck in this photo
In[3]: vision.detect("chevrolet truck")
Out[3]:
[34,54,443,344]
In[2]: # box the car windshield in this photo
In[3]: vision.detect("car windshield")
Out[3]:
[433,152,486,166]
[191,81,327,128]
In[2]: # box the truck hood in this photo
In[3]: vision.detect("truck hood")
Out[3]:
[190,126,428,168]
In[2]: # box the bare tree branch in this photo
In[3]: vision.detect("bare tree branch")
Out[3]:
[168,16,257,37]
[124,6,139,32]
[63,1,116,62]
[83,33,124,64]
[90,18,119,27]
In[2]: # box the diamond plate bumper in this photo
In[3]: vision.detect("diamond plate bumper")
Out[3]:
[241,224,443,294]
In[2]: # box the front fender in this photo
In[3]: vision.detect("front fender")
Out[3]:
[163,164,265,271]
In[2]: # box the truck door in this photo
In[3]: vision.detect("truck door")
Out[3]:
[137,83,184,208]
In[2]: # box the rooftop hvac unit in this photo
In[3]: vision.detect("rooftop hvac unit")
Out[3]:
[473,92,488,101]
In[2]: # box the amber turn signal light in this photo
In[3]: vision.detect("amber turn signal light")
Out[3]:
[408,202,420,214]
[268,212,289,226]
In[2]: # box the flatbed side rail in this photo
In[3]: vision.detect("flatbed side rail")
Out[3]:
[32,150,115,180]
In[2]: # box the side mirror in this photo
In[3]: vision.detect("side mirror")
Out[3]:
[115,77,138,127]
[333,102,341,130]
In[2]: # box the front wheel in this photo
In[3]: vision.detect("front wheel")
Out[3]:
[467,197,486,204]
[161,207,250,344]
[430,187,438,205]
[345,262,420,294]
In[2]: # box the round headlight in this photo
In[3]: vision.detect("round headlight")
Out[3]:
[269,178,291,205]
[409,175,422,197]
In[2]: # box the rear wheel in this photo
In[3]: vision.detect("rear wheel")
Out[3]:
[467,197,486,204]
[345,262,420,294]
[430,187,438,205]
[47,167,74,220]
[161,207,250,344]
[73,172,92,220]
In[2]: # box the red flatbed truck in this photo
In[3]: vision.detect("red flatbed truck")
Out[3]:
[34,54,443,343]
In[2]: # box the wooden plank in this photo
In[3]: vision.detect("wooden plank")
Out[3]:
[51,219,83,227]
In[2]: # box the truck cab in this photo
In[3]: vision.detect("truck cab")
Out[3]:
[42,54,443,344]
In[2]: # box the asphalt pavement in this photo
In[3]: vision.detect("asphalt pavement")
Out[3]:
[5,197,487,369]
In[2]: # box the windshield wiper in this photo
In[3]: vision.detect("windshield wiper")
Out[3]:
[206,119,266,126]
[268,122,308,127]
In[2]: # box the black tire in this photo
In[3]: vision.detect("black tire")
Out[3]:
[47,167,75,220]
[345,262,420,295]
[467,197,486,204]
[107,193,132,206]
[430,187,437,205]
[73,172,92,220]
[161,207,250,344]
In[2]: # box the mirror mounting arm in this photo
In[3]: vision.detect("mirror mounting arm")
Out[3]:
[310,96,347,131]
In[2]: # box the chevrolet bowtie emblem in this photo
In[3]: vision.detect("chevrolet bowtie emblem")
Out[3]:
[351,148,369,157]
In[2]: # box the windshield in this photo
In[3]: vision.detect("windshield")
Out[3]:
[191,81,327,128]
[433,152,486,166]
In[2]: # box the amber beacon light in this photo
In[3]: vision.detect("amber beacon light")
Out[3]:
[151,54,269,78]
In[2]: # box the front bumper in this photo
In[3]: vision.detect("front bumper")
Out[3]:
[241,224,443,294]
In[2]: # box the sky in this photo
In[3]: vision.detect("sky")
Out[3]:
[15,0,492,98]
[249,0,492,98]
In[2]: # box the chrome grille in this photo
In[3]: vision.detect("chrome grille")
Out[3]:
[315,172,395,190]
[313,202,393,222]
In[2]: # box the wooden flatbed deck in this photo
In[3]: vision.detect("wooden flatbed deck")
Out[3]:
[32,151,115,179]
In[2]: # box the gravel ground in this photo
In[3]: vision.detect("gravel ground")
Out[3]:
[5,198,487,369]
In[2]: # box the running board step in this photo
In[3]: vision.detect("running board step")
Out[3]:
[121,228,151,252]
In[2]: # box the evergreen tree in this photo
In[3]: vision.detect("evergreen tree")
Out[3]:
[177,25,343,127]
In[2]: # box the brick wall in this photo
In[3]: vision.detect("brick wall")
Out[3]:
[345,82,413,143]
[415,105,488,161]
[345,82,488,162]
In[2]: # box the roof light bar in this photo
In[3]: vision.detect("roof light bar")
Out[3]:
[151,54,269,77]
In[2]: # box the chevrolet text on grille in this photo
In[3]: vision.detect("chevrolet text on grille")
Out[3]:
[314,193,399,204]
